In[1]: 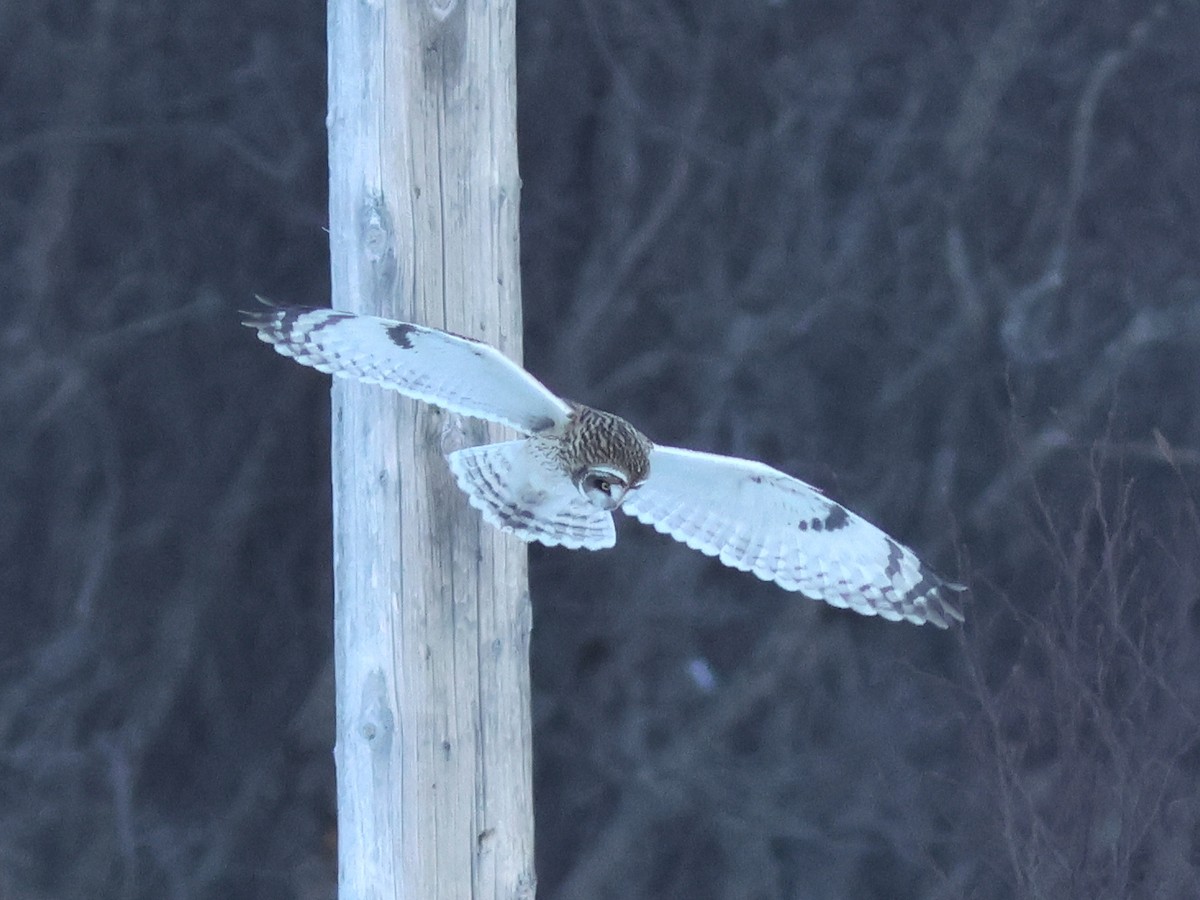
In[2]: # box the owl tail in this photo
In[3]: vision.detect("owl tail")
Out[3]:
[445,439,617,550]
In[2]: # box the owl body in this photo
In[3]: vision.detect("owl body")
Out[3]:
[246,301,964,627]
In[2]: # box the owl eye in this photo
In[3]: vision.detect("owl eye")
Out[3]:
[583,473,617,497]
[577,467,629,510]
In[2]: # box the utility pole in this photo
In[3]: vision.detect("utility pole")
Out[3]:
[326,1,535,896]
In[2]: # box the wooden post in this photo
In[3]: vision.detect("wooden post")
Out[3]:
[327,1,535,898]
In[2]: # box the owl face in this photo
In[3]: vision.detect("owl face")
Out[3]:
[564,404,653,511]
[574,465,634,510]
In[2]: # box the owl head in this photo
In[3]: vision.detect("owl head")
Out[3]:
[565,403,653,511]
[575,465,634,510]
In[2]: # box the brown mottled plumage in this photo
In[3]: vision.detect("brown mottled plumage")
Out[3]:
[561,403,652,487]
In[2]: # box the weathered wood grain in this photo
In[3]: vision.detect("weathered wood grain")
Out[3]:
[327,0,534,896]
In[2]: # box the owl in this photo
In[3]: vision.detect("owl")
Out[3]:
[245,301,964,627]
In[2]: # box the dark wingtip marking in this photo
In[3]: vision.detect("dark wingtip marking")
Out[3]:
[908,561,967,627]
[883,537,906,581]
[306,310,354,337]
[388,322,418,349]
[920,589,966,629]
[877,533,967,627]
[528,415,556,434]
[822,504,850,531]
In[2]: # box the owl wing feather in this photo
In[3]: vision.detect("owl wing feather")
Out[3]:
[622,446,964,627]
[243,301,572,435]
[446,440,616,550]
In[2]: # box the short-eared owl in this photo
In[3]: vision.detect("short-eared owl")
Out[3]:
[245,301,964,627]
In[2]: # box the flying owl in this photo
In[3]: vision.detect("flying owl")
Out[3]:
[244,301,964,627]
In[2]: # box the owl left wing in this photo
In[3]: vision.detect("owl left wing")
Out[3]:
[244,301,572,435]
[621,446,964,627]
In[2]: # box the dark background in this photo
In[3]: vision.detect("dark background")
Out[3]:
[5,1,1200,898]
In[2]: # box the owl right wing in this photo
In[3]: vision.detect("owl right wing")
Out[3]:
[622,446,964,627]
[446,439,616,550]
[244,300,572,435]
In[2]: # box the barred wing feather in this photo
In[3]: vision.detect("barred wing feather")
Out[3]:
[446,440,616,550]
[244,302,571,435]
[622,446,963,627]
